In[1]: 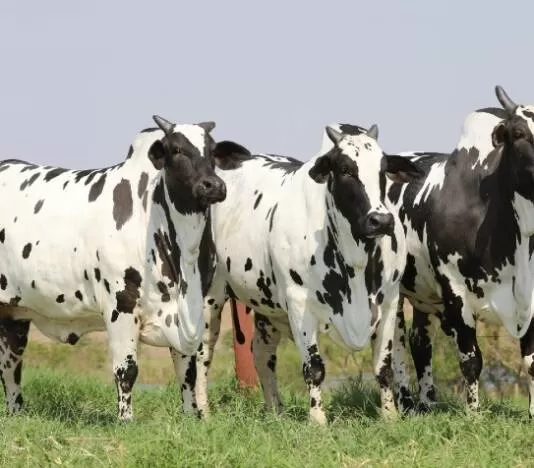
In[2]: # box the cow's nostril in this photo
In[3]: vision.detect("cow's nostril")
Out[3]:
[202,179,213,190]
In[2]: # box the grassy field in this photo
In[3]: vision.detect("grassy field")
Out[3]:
[0,369,532,467]
[0,307,531,467]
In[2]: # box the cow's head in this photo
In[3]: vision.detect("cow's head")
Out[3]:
[492,110,534,202]
[148,116,226,212]
[496,85,534,137]
[309,124,423,240]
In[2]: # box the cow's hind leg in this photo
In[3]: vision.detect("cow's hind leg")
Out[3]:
[170,350,199,417]
[519,319,534,418]
[391,298,416,414]
[253,313,283,414]
[0,317,30,414]
[107,312,139,421]
[409,308,438,410]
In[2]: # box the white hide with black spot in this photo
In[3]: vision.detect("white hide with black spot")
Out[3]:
[0,120,220,420]
[193,125,423,424]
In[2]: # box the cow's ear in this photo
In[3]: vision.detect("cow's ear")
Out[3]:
[148,140,165,170]
[309,155,332,183]
[383,155,424,183]
[492,122,507,147]
[212,140,252,170]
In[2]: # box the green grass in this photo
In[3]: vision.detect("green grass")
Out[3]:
[0,367,532,468]
[5,316,530,467]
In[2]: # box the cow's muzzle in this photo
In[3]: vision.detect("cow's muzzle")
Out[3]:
[194,176,227,205]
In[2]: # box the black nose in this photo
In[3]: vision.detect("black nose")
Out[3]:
[364,212,394,237]
[198,176,226,203]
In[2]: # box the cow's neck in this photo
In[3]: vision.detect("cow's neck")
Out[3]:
[301,170,367,269]
[512,193,534,238]
[152,177,207,265]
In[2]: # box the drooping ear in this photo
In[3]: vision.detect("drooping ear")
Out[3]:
[491,122,507,147]
[148,140,165,170]
[383,155,424,183]
[197,121,216,133]
[325,126,343,146]
[212,140,252,170]
[309,154,332,183]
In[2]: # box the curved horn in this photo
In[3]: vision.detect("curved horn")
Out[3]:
[197,121,216,133]
[325,125,343,146]
[495,86,518,114]
[152,115,175,134]
[366,124,379,140]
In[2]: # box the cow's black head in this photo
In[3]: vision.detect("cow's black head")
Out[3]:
[492,113,534,202]
[148,116,227,213]
[309,125,423,240]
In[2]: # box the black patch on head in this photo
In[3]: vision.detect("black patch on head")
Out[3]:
[22,243,32,259]
[75,290,83,301]
[88,174,107,202]
[112,179,133,230]
[244,258,253,271]
[289,269,303,286]
[56,294,65,303]
[34,199,44,214]
[338,124,368,135]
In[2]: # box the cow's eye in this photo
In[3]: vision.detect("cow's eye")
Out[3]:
[341,167,352,176]
[514,130,525,139]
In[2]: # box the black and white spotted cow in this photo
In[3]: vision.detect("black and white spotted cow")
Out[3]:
[387,86,534,416]
[186,124,423,424]
[0,115,240,421]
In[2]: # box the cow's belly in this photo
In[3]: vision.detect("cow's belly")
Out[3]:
[2,305,106,344]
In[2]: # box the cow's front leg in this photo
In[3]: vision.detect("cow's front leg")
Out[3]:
[170,350,199,417]
[0,317,30,415]
[391,298,416,414]
[409,308,438,410]
[440,296,481,412]
[193,275,227,417]
[253,313,283,414]
[287,306,326,425]
[519,319,534,418]
[372,295,399,420]
[107,311,139,421]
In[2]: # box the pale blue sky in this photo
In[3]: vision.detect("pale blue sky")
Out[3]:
[1,1,532,168]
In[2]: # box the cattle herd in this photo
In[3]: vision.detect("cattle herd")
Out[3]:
[0,85,533,426]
